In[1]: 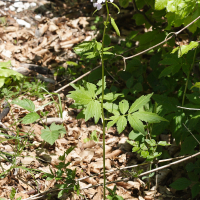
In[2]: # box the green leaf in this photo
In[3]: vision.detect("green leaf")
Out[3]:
[158,141,170,146]
[155,0,168,10]
[145,139,156,147]
[0,77,5,88]
[103,93,122,101]
[107,115,120,129]
[116,116,127,133]
[68,85,93,105]
[0,68,23,79]
[159,64,181,78]
[191,82,200,89]
[85,100,101,123]
[22,112,40,124]
[119,100,129,114]
[191,183,200,198]
[103,102,119,115]
[141,151,149,158]
[128,114,145,134]
[12,98,35,112]
[129,93,153,113]
[0,60,11,68]
[10,187,16,200]
[170,178,191,190]
[132,146,140,152]
[140,143,148,151]
[74,41,95,55]
[115,195,124,200]
[135,111,168,123]
[186,163,195,172]
[103,52,113,55]
[171,41,198,57]
[41,123,66,145]
[85,82,97,99]
[110,17,120,36]
[90,130,99,142]
[119,0,129,8]
[66,61,78,66]
[129,130,144,141]
[96,42,102,51]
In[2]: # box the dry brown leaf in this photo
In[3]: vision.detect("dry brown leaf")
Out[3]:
[1,26,19,33]
[79,149,94,163]
[34,49,49,56]
[60,35,85,47]
[106,136,119,145]
[106,149,122,159]
[83,140,96,149]
[67,18,80,28]
[95,145,112,156]
[84,177,97,185]
[117,181,140,190]
[20,157,37,165]
[15,192,29,199]
[0,177,8,187]
[38,23,49,36]
[56,29,73,41]
[48,21,59,32]
[79,17,89,28]
[93,186,102,200]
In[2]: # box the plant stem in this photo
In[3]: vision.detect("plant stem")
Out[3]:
[182,48,197,106]
[101,1,109,199]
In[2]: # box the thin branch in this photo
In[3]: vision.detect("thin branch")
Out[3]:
[183,123,200,145]
[41,65,101,99]
[132,0,154,26]
[177,106,200,110]
[124,15,200,60]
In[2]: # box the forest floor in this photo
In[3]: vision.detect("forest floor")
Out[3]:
[0,0,194,199]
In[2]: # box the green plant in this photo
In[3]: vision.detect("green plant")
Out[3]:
[106,185,124,200]
[43,147,80,198]
[69,0,169,198]
[0,61,23,88]
[11,98,66,145]
[0,76,47,99]
[9,187,21,200]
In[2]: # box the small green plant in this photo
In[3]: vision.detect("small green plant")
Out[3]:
[9,187,21,200]
[83,130,99,143]
[106,185,124,200]
[0,61,23,88]
[11,98,66,145]
[43,147,80,198]
[0,77,47,99]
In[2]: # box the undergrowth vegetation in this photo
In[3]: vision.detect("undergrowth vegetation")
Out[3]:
[1,0,200,199]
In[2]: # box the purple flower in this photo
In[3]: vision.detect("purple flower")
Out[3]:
[91,0,114,10]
